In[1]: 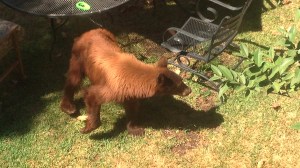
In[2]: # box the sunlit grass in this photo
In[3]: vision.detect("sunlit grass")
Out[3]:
[1,0,300,167]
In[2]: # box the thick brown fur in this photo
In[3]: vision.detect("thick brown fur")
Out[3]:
[60,28,191,135]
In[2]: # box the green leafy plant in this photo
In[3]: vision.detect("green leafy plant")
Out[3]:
[210,9,300,100]
[291,122,300,130]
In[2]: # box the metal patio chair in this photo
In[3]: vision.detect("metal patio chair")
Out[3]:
[161,0,253,89]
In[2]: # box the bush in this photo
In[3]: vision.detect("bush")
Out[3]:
[210,9,300,101]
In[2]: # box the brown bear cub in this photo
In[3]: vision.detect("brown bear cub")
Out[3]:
[60,28,191,135]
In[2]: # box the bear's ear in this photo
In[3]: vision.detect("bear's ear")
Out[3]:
[156,57,168,68]
[157,73,173,87]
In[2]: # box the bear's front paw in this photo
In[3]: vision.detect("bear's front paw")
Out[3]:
[80,119,101,134]
[60,100,76,115]
[127,121,145,136]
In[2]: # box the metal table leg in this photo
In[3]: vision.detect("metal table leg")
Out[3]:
[49,18,68,61]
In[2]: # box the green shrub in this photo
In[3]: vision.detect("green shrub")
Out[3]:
[210,9,300,101]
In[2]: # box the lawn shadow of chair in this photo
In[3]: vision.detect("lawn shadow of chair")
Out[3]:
[89,95,223,140]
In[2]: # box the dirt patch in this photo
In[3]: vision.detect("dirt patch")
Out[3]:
[218,51,241,68]
[196,88,218,112]
[143,39,168,57]
[163,130,207,155]
[196,96,216,112]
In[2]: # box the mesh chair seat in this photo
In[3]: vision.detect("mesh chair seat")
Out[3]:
[162,17,221,61]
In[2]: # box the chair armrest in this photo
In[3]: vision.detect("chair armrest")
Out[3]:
[209,0,243,11]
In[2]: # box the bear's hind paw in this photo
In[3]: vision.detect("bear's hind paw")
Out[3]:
[80,126,97,134]
[60,101,77,115]
[80,121,101,134]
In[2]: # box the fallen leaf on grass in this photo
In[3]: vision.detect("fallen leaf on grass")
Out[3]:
[271,103,281,111]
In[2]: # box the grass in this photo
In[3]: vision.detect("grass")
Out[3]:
[1,0,300,167]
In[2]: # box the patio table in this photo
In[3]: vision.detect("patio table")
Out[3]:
[0,0,131,60]
[0,0,130,17]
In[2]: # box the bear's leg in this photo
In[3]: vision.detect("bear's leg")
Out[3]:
[61,56,83,115]
[124,100,145,136]
[81,86,103,134]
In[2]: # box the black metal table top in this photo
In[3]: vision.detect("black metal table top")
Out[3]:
[1,0,130,17]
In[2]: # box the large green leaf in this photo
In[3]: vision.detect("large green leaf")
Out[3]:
[278,57,294,74]
[262,62,273,73]
[256,75,267,84]
[295,9,300,22]
[210,75,222,81]
[253,49,263,67]
[282,72,295,81]
[211,64,222,76]
[254,87,261,92]
[288,25,297,43]
[268,47,275,60]
[275,39,288,47]
[230,69,238,82]
[247,79,256,88]
[268,67,279,79]
[239,44,249,58]
[269,57,295,79]
[291,68,300,86]
[236,85,247,92]
[238,74,246,85]
[272,82,281,93]
[218,65,234,81]
[269,57,283,79]
[218,83,229,99]
[242,60,255,69]
[272,81,285,93]
[274,56,283,64]
[287,49,297,57]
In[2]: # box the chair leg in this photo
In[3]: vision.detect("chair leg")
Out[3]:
[232,57,245,70]
[152,0,167,15]
[230,42,239,49]
[12,30,26,80]
[0,61,19,83]
[168,54,220,91]
[49,18,68,61]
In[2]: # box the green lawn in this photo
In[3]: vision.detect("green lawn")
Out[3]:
[0,0,300,167]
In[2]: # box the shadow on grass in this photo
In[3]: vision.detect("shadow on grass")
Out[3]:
[235,39,270,50]
[90,96,223,140]
[0,6,73,138]
[0,56,68,137]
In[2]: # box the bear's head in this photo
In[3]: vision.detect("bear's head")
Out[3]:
[155,57,192,97]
